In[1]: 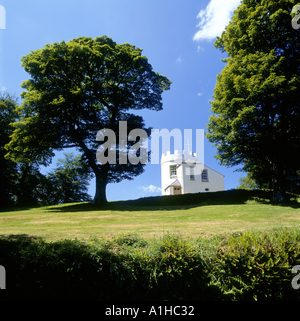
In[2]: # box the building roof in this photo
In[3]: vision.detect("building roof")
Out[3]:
[176,162,225,177]
[164,179,182,191]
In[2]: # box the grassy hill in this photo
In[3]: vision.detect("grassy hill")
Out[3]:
[1,189,299,241]
[1,189,300,301]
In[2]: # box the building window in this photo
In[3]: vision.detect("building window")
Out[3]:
[205,188,209,192]
[170,165,177,177]
[190,166,195,181]
[201,169,208,182]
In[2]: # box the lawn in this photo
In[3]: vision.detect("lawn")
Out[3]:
[1,190,300,241]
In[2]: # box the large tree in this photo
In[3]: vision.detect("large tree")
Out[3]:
[0,92,19,208]
[206,0,300,201]
[236,173,264,190]
[5,36,171,205]
[43,153,93,205]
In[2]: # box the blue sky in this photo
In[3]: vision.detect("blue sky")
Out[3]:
[0,0,243,201]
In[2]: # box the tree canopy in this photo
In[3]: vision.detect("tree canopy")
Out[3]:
[43,153,93,205]
[207,0,300,201]
[5,36,171,204]
[0,92,19,207]
[236,173,263,190]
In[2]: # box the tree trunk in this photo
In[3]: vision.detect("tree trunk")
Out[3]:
[272,188,286,202]
[74,138,109,205]
[272,177,287,202]
[93,171,108,205]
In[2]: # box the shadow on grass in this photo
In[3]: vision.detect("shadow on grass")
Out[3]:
[252,197,300,209]
[0,234,40,242]
[0,205,42,213]
[43,189,298,213]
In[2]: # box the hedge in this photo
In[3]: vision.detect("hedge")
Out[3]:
[0,229,299,301]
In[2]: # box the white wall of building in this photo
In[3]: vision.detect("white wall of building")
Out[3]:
[161,150,224,196]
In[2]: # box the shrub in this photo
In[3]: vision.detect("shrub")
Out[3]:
[210,229,300,300]
[1,229,300,301]
[112,233,149,248]
[149,234,216,300]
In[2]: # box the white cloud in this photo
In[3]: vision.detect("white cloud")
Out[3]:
[197,92,204,97]
[139,185,162,194]
[197,45,204,52]
[176,56,182,62]
[193,0,241,42]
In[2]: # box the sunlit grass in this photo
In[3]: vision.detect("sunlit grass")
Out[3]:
[1,191,300,241]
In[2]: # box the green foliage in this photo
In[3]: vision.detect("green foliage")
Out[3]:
[112,233,148,248]
[5,36,171,204]
[0,91,94,207]
[0,92,19,207]
[207,0,300,201]
[210,229,300,300]
[152,234,212,300]
[14,163,47,207]
[42,152,93,205]
[0,93,44,207]
[236,173,263,190]
[1,229,299,301]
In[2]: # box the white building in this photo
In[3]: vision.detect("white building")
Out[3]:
[161,150,225,196]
